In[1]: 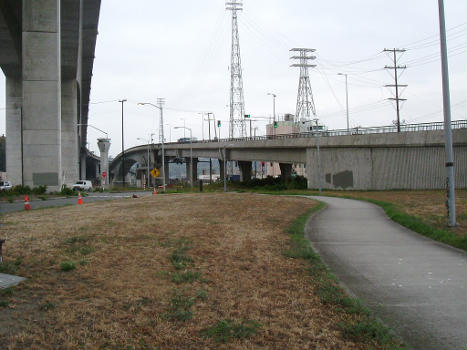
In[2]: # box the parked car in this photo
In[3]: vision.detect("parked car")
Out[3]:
[72,180,93,191]
[0,181,12,190]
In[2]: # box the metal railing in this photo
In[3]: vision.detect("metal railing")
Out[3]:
[179,119,467,144]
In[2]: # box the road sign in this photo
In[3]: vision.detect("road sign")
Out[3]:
[102,171,107,178]
[150,168,160,178]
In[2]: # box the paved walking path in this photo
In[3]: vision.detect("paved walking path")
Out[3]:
[306,196,466,350]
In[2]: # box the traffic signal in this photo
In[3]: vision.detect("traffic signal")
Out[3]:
[244,114,251,119]
[217,120,221,127]
[273,121,278,128]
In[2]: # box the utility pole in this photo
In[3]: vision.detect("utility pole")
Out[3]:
[337,73,350,133]
[157,97,166,191]
[384,48,407,132]
[207,112,213,184]
[290,48,317,122]
[438,0,456,226]
[226,0,246,139]
[118,99,127,187]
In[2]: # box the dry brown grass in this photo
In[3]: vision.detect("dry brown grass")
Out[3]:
[0,193,386,349]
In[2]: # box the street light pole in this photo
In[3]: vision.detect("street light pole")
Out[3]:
[338,73,350,133]
[438,0,456,226]
[138,100,166,192]
[118,99,127,187]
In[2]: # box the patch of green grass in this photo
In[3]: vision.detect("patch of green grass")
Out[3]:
[79,246,95,255]
[65,235,89,244]
[195,289,208,300]
[0,287,14,297]
[170,238,194,270]
[39,301,56,311]
[38,196,47,201]
[338,320,394,345]
[167,291,195,321]
[0,260,17,274]
[60,261,76,271]
[171,270,201,284]
[201,319,261,343]
[0,300,9,307]
[285,202,403,348]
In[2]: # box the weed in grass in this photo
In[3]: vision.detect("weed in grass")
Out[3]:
[7,197,14,203]
[0,260,17,274]
[65,235,89,244]
[0,287,14,297]
[195,289,208,300]
[338,320,395,345]
[38,196,47,201]
[201,319,261,343]
[60,261,76,271]
[171,270,201,284]
[79,258,88,266]
[170,251,193,270]
[167,290,195,321]
[0,300,9,307]
[79,246,95,255]
[39,301,56,311]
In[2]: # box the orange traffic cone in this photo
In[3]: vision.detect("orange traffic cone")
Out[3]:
[24,195,31,211]
[153,187,157,195]
[77,191,83,205]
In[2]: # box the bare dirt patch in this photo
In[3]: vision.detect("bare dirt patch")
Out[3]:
[0,193,390,349]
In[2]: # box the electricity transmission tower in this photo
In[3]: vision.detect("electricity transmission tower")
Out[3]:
[384,48,407,132]
[226,0,246,138]
[290,48,317,122]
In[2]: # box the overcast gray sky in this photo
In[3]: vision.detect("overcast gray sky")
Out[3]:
[1,0,466,157]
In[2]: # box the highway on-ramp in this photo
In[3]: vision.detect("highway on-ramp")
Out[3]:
[306,196,466,350]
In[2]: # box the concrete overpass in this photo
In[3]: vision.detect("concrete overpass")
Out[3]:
[0,0,101,190]
[110,121,467,190]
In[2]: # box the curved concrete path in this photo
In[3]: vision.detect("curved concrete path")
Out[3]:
[306,196,466,350]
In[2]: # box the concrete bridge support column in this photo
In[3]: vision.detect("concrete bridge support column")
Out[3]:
[61,80,79,186]
[97,138,110,188]
[80,152,87,180]
[5,78,23,185]
[163,158,170,186]
[238,161,252,182]
[279,163,293,183]
[185,157,198,185]
[22,0,62,190]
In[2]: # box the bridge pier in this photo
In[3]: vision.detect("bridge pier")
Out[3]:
[5,78,22,186]
[238,161,252,182]
[61,80,79,185]
[279,163,292,183]
[21,0,62,191]
[186,157,198,185]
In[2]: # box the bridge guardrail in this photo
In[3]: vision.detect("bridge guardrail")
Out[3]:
[179,119,466,144]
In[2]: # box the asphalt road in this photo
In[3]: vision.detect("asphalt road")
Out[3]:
[0,191,154,214]
[306,196,466,350]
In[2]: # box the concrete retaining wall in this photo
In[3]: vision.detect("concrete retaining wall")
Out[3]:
[306,145,467,190]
